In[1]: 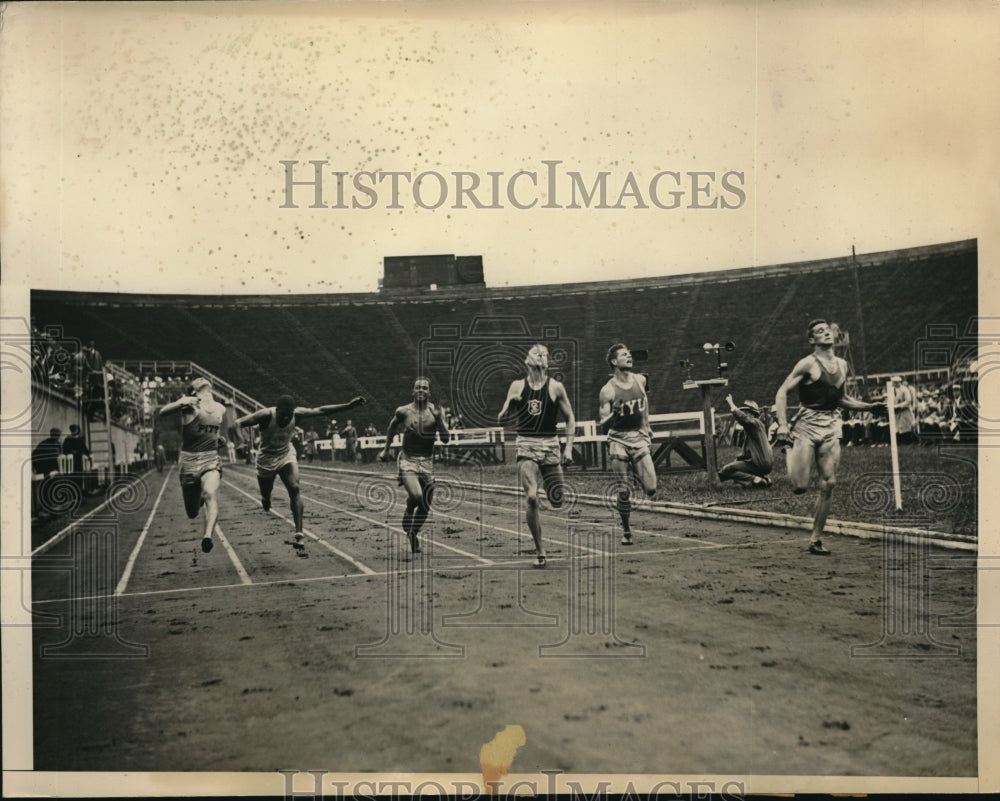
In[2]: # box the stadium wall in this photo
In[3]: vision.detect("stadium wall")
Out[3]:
[31,383,142,467]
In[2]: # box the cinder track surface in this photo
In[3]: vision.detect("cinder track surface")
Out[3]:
[31,462,977,776]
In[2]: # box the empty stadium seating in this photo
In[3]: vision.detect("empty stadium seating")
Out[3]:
[31,239,977,430]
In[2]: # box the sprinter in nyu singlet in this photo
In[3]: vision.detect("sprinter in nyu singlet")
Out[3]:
[598,344,657,545]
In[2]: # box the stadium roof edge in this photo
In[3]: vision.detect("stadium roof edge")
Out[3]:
[31,238,975,308]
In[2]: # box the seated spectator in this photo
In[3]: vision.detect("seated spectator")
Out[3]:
[31,427,63,520]
[62,424,91,479]
[32,427,63,478]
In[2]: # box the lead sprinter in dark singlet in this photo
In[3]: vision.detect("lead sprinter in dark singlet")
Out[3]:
[497,344,576,568]
[158,377,228,553]
[775,319,885,556]
[378,377,450,554]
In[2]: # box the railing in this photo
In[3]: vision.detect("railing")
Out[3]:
[111,359,265,417]
[312,427,507,464]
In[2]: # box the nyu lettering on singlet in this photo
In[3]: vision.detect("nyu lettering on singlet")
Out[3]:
[608,378,647,432]
[401,406,438,457]
[516,378,560,436]
[182,403,225,453]
[259,411,297,454]
[798,356,846,411]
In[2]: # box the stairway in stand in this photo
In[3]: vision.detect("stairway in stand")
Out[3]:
[87,419,114,484]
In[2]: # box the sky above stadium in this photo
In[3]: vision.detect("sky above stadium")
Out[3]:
[1,1,998,296]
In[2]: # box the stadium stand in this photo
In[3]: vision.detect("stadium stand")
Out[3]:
[31,239,977,447]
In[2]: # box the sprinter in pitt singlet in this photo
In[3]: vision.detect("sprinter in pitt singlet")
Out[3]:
[158,376,227,553]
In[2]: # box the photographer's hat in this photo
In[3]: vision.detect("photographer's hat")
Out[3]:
[739,400,761,416]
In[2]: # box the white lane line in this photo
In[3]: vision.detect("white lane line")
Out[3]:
[32,468,163,557]
[222,479,377,575]
[33,561,484,605]
[214,523,253,585]
[34,538,774,606]
[299,474,600,556]
[115,471,173,596]
[299,474,674,558]
[303,492,496,566]
[224,470,494,566]
[300,471,722,552]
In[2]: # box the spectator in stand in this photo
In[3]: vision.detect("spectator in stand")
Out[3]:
[341,420,359,462]
[32,427,63,478]
[304,427,319,463]
[80,341,105,404]
[856,409,875,446]
[948,380,976,442]
[31,427,64,520]
[224,404,240,463]
[904,377,919,435]
[767,407,780,444]
[841,410,861,446]
[890,375,917,444]
[62,424,91,476]
[921,405,947,442]
[31,317,52,380]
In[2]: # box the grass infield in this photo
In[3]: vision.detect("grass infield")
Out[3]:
[555,440,978,538]
[432,439,978,540]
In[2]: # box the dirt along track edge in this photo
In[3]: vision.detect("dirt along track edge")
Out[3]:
[296,463,977,551]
